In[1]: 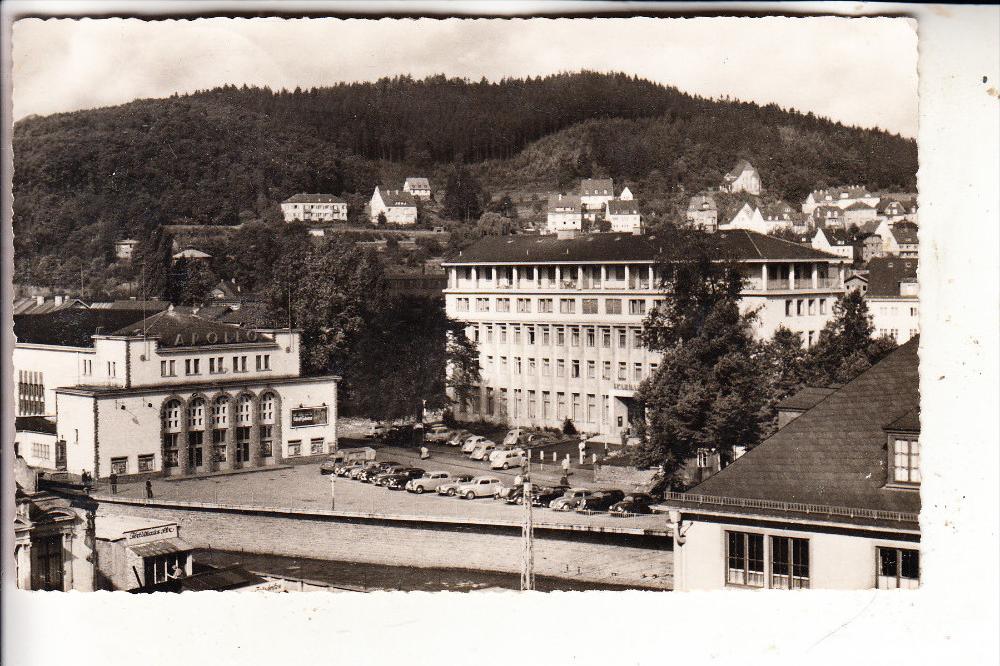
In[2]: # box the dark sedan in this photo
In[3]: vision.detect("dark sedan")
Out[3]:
[360,461,402,483]
[576,489,627,513]
[529,485,570,508]
[385,468,427,490]
[609,493,656,516]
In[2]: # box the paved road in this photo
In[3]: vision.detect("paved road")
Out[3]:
[105,440,666,533]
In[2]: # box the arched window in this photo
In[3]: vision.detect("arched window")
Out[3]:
[259,393,275,424]
[237,394,253,425]
[211,397,229,428]
[187,398,205,430]
[162,400,182,432]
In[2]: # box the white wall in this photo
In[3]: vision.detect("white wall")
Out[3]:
[14,430,58,469]
[13,344,96,415]
[869,297,920,344]
[56,392,98,476]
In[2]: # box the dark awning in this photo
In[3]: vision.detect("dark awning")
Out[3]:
[127,537,193,558]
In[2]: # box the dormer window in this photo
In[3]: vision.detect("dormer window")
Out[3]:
[890,436,920,486]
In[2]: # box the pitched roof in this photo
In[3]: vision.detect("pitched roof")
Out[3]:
[579,178,614,196]
[877,199,905,214]
[724,159,756,180]
[14,309,153,347]
[547,193,582,213]
[380,189,418,208]
[845,201,876,211]
[210,280,240,300]
[891,226,919,245]
[761,201,799,221]
[858,220,883,235]
[682,339,920,522]
[866,257,918,297]
[216,302,281,328]
[12,297,89,316]
[172,248,211,259]
[111,310,275,348]
[776,386,836,412]
[606,200,639,216]
[687,194,717,212]
[404,177,430,189]
[810,185,871,201]
[445,230,844,265]
[283,193,345,204]
[89,300,172,312]
[15,416,57,435]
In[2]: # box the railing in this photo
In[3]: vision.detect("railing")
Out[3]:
[794,278,813,290]
[661,491,919,524]
[560,280,578,290]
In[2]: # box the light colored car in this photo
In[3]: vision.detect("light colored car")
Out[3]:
[461,435,486,454]
[520,433,555,448]
[490,449,527,470]
[501,429,524,447]
[469,440,498,460]
[549,488,598,511]
[405,471,453,494]
[456,476,503,499]
[365,423,388,439]
[437,474,475,496]
[488,445,524,463]
[425,426,452,443]
[446,431,470,447]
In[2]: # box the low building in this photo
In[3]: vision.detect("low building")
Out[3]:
[403,177,432,200]
[889,225,919,258]
[843,201,878,227]
[370,186,418,225]
[579,178,615,219]
[685,194,718,232]
[604,199,642,233]
[13,456,98,591]
[775,386,836,429]
[845,271,869,294]
[14,308,339,479]
[281,194,347,223]
[115,239,140,261]
[15,416,59,470]
[95,515,194,591]
[545,193,583,232]
[855,232,885,263]
[802,185,880,215]
[866,257,919,344]
[811,227,855,261]
[811,205,845,230]
[721,160,761,195]
[662,339,920,591]
[718,203,767,234]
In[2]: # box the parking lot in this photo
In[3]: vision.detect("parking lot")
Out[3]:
[104,429,666,533]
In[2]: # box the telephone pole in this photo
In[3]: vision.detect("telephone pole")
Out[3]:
[520,455,535,591]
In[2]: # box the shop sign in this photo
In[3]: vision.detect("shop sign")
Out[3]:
[125,524,178,544]
[291,406,328,428]
[613,382,638,392]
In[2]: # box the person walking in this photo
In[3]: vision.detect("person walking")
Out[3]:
[145,479,154,500]
[578,439,586,465]
[109,472,118,495]
[420,445,430,460]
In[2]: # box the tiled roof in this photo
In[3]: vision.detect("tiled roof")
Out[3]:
[283,193,345,204]
[210,280,240,300]
[193,305,233,321]
[684,338,920,520]
[381,189,418,208]
[404,177,430,189]
[547,193,582,213]
[845,201,876,211]
[216,302,282,328]
[15,416,57,435]
[89,300,172,312]
[810,185,871,201]
[724,159,755,180]
[891,226,919,245]
[12,297,88,316]
[15,309,153,347]
[776,386,836,412]
[866,257,918,297]
[606,200,639,215]
[687,194,717,212]
[111,310,275,348]
[579,178,614,196]
[445,230,844,265]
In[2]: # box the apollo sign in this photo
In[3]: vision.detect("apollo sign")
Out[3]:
[171,330,260,346]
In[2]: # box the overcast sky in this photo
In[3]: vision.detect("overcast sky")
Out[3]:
[12,17,918,137]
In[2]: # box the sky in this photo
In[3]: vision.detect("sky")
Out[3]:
[12,17,918,137]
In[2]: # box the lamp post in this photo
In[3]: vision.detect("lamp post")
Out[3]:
[520,454,534,591]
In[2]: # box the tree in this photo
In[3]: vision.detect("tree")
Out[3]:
[178,260,217,306]
[376,211,387,227]
[758,326,808,437]
[442,165,485,221]
[802,290,898,386]
[477,211,514,236]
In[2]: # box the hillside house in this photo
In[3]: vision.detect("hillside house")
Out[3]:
[685,194,718,232]
[545,193,583,232]
[579,178,615,220]
[889,226,919,258]
[403,177,432,200]
[720,160,761,195]
[114,239,140,261]
[760,202,801,232]
[877,199,909,225]
[855,233,885,263]
[370,186,418,226]
[843,201,878,227]
[280,194,347,223]
[811,205,845,230]
[619,186,634,201]
[604,200,642,233]
[719,203,767,234]
[811,228,855,261]
[802,186,879,215]
[866,257,919,344]
[171,248,211,263]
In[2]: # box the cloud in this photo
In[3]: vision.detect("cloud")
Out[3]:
[12,17,917,137]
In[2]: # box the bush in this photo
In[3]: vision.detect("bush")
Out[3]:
[562,418,577,436]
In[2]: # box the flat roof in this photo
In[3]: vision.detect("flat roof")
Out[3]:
[55,373,341,398]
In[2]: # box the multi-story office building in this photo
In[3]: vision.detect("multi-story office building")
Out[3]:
[866,257,919,344]
[443,231,849,437]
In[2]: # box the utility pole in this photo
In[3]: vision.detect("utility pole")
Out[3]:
[520,454,534,591]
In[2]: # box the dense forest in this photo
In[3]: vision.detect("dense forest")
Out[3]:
[12,71,917,289]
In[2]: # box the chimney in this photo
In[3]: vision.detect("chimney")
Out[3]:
[36,296,45,306]
[54,295,65,305]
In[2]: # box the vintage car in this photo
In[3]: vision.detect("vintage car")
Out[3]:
[549,488,599,511]
[436,474,475,496]
[455,476,504,500]
[385,468,427,490]
[576,489,627,513]
[424,426,452,443]
[405,471,454,494]
[609,493,656,516]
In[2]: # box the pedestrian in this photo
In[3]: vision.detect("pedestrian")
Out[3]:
[561,455,570,474]
[145,479,154,500]
[420,445,429,460]
[109,472,118,494]
[560,473,569,487]
[578,439,586,465]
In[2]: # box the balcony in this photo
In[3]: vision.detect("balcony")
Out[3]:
[560,279,578,290]
[495,280,513,289]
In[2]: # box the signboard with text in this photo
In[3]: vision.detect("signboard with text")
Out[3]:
[124,524,178,545]
[290,406,329,428]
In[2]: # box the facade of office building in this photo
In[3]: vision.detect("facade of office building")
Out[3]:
[443,231,849,437]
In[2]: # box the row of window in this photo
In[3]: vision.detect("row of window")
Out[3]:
[877,305,919,317]
[473,388,611,424]
[160,354,271,378]
[456,296,654,315]
[878,328,919,341]
[161,425,277,467]
[725,531,919,589]
[484,357,656,382]
[783,298,828,317]
[162,394,276,430]
[17,370,44,416]
[471,323,646,350]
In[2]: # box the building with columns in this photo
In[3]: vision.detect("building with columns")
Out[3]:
[13,308,338,480]
[442,231,849,437]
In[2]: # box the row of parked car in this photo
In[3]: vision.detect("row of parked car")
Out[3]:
[321,456,657,515]
[433,427,562,470]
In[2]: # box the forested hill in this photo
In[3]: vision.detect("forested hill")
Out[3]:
[12,72,917,286]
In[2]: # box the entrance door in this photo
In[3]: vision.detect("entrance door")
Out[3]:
[30,535,64,591]
[236,441,250,463]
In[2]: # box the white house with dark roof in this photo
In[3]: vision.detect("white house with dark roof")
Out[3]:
[685,194,718,232]
[13,309,339,480]
[720,160,761,195]
[281,194,347,222]
[442,230,849,436]
[114,239,140,261]
[661,339,920,591]
[403,177,431,200]
[370,186,418,225]
[604,199,642,233]
[802,186,880,215]
[811,227,855,261]
[866,257,919,344]
[545,193,583,232]
[718,203,767,234]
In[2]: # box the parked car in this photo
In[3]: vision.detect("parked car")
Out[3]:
[520,432,555,448]
[437,474,475,496]
[490,449,527,470]
[549,488,599,511]
[456,476,504,499]
[332,461,366,477]
[461,435,487,454]
[372,464,410,486]
[530,485,570,507]
[385,468,427,490]
[469,440,498,460]
[446,431,470,447]
[609,493,656,516]
[350,462,380,480]
[501,428,526,447]
[405,471,453,494]
[365,423,388,439]
[425,426,452,443]
[360,461,402,483]
[384,424,419,447]
[495,484,524,503]
[320,447,377,474]
[576,489,627,513]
